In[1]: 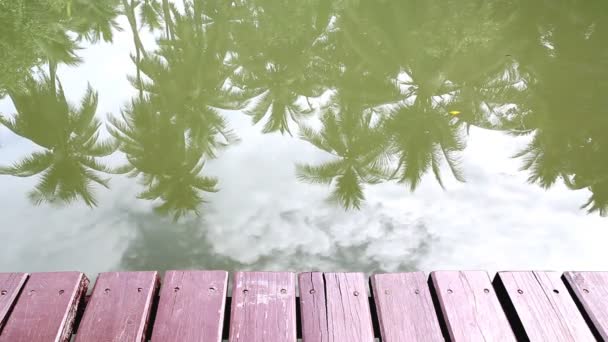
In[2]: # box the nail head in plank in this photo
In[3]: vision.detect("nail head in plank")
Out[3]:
[0,272,88,342]
[495,271,594,341]
[326,273,375,342]
[298,272,329,342]
[151,270,228,342]
[563,271,608,340]
[371,272,443,341]
[431,271,516,342]
[0,273,28,330]
[74,271,159,342]
[229,272,296,342]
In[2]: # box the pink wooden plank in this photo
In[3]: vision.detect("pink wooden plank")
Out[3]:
[298,272,374,342]
[228,272,296,342]
[151,270,228,342]
[0,273,28,330]
[495,271,594,341]
[0,272,88,342]
[563,271,608,340]
[74,271,159,342]
[326,273,374,342]
[371,272,443,341]
[298,272,329,342]
[430,271,516,341]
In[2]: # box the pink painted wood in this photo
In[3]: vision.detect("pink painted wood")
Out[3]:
[299,272,374,342]
[298,272,329,342]
[563,271,608,340]
[0,272,88,342]
[371,272,443,341]
[74,271,159,342]
[0,273,28,331]
[430,271,516,341]
[151,270,228,342]
[496,271,594,341]
[325,273,374,342]
[228,272,296,342]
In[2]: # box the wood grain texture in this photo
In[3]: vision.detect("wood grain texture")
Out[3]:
[430,271,516,342]
[0,273,28,331]
[299,273,374,342]
[0,272,88,342]
[324,273,375,342]
[495,271,594,341]
[229,272,296,342]
[298,272,329,342]
[151,270,228,342]
[74,271,159,342]
[371,272,443,342]
[563,271,608,340]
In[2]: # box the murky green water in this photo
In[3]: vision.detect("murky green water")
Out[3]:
[0,0,607,275]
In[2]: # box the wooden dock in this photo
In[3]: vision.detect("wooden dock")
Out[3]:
[0,270,606,341]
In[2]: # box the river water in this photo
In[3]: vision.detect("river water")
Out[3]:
[0,0,607,277]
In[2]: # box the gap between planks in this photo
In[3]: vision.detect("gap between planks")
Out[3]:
[68,282,383,340]
[3,271,601,341]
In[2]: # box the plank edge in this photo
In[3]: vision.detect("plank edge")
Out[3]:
[562,271,605,341]
[0,273,29,332]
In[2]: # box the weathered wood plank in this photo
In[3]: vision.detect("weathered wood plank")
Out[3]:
[0,273,28,331]
[371,272,443,341]
[151,270,228,342]
[298,272,329,342]
[325,273,374,342]
[0,272,88,342]
[563,271,608,340]
[229,272,296,342]
[430,271,516,341]
[495,271,594,341]
[74,271,158,342]
[299,272,374,342]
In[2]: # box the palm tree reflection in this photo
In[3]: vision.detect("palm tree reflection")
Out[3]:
[108,0,234,218]
[1,0,607,216]
[0,77,116,206]
[108,98,219,219]
[503,2,608,216]
[232,0,331,134]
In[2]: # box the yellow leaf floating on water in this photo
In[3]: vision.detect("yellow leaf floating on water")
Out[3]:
[449,110,461,115]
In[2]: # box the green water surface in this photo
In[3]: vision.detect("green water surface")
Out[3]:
[0,0,607,274]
